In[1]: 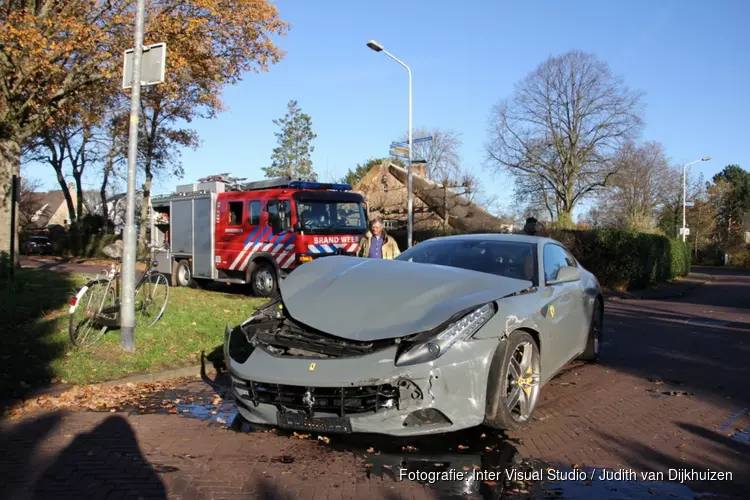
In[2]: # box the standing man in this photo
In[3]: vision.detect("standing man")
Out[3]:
[358,217,401,259]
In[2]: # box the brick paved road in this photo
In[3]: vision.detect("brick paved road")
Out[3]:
[1,267,748,499]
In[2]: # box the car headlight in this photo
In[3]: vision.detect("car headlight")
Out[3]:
[395,303,496,367]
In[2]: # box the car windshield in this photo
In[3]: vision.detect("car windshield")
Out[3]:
[297,201,366,234]
[395,239,538,284]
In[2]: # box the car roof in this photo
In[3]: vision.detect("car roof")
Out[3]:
[422,233,562,247]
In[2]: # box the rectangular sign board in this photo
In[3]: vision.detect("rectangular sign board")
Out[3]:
[392,146,409,153]
[679,227,690,235]
[389,150,408,159]
[391,136,433,148]
[122,42,167,90]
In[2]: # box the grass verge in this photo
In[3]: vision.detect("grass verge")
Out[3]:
[1,268,265,398]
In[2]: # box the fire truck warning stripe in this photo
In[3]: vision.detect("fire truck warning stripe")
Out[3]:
[230,227,265,271]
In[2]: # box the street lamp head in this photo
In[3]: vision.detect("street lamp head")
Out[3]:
[366,40,384,52]
[701,156,711,161]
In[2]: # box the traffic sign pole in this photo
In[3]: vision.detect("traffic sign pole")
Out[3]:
[120,0,146,353]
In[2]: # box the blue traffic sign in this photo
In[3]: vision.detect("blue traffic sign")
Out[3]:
[391,136,433,148]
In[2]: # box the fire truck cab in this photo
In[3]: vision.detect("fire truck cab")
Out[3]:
[150,176,367,296]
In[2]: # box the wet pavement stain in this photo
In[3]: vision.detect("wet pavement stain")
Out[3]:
[113,388,737,499]
[729,425,750,444]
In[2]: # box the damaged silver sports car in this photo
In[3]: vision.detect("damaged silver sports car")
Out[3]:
[224,234,603,436]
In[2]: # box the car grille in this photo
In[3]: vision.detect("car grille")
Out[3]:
[233,379,399,417]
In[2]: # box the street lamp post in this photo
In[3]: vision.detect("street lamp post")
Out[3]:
[681,156,711,242]
[366,40,413,248]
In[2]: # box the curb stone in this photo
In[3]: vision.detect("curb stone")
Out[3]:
[101,363,217,387]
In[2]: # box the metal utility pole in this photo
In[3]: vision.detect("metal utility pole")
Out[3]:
[367,40,414,248]
[121,0,147,352]
[681,156,711,243]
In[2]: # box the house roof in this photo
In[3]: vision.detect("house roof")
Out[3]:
[353,161,512,232]
[25,190,67,229]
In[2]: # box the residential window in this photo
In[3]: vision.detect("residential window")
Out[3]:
[228,201,243,226]
[248,200,261,225]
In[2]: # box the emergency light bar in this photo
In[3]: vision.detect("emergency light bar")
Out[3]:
[288,181,352,191]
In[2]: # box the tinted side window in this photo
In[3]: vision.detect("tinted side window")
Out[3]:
[248,200,261,225]
[266,199,279,230]
[278,200,292,231]
[543,244,571,283]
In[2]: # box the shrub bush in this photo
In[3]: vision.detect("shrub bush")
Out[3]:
[389,226,691,290]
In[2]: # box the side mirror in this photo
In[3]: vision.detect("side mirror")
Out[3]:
[547,266,581,285]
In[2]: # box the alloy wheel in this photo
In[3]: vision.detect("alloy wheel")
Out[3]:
[505,340,541,423]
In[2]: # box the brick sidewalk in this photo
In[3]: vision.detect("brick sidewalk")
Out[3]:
[2,267,749,499]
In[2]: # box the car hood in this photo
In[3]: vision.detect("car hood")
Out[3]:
[279,256,532,341]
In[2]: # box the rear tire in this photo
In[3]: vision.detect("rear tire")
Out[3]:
[69,280,113,347]
[251,261,278,297]
[484,331,541,431]
[579,299,603,362]
[174,260,191,287]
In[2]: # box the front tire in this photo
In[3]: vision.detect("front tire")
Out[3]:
[251,261,278,297]
[485,331,541,431]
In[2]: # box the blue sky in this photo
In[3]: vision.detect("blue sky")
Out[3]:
[24,0,750,218]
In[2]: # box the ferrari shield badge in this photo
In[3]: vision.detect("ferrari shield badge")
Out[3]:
[309,362,316,371]
[549,305,556,319]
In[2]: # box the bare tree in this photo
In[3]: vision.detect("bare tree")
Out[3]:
[485,50,644,227]
[592,141,672,230]
[401,128,462,181]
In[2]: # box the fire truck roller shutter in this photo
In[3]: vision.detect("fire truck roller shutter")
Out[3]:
[245,252,281,297]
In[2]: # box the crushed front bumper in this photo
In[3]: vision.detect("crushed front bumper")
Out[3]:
[225,327,501,436]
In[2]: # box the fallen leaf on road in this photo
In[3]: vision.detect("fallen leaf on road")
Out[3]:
[293,432,311,439]
[216,417,226,424]
[463,466,470,471]
[484,481,497,486]
[402,445,418,452]
[318,436,330,444]
[366,447,375,453]
[210,394,222,405]
[364,463,372,468]
[676,443,688,449]
[480,433,487,438]
[458,445,469,450]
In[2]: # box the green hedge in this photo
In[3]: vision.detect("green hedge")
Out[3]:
[389,227,691,290]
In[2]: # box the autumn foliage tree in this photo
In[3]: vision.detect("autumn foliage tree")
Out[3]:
[134,0,288,240]
[0,0,128,260]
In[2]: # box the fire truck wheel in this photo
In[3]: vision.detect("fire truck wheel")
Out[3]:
[174,260,192,287]
[250,261,278,297]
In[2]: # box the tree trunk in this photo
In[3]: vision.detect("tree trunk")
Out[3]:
[100,166,111,223]
[73,171,84,225]
[0,138,21,266]
[52,164,76,230]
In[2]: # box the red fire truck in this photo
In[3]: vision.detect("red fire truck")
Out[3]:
[149,175,367,296]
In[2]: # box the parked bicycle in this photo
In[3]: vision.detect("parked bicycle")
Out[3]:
[69,239,170,347]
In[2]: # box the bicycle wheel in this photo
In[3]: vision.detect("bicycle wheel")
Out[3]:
[69,279,114,346]
[134,272,169,328]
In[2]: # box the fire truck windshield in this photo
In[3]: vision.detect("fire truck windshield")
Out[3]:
[297,201,366,234]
